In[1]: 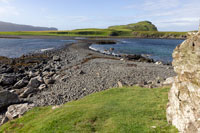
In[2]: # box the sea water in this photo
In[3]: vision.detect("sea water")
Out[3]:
[90,38,184,63]
[0,38,76,58]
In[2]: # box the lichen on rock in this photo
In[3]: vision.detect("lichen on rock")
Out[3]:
[167,31,200,133]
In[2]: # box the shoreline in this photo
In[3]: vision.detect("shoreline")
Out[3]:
[0,36,176,125]
[0,34,186,40]
[0,35,180,65]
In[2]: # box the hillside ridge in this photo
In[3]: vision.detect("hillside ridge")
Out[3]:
[0,21,58,31]
[108,21,158,31]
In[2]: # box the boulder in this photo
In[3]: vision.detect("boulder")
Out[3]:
[0,67,14,74]
[53,56,60,61]
[44,78,55,85]
[52,105,61,110]
[27,76,42,88]
[122,54,154,63]
[20,87,35,98]
[79,70,85,75]
[38,84,47,90]
[167,32,200,132]
[163,77,174,86]
[0,117,8,125]
[5,103,34,120]
[43,65,51,72]
[0,91,20,109]
[0,86,3,91]
[117,81,123,88]
[0,74,16,86]
[155,61,163,65]
[0,66,14,74]
[13,77,29,89]
[109,48,114,51]
[28,71,39,78]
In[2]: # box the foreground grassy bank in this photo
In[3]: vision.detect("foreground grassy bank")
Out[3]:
[0,29,187,39]
[0,86,177,133]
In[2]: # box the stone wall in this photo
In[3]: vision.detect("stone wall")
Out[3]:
[167,31,200,133]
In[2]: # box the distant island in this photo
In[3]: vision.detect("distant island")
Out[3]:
[0,21,187,39]
[0,21,58,31]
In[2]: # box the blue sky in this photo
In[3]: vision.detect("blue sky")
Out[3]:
[0,0,199,31]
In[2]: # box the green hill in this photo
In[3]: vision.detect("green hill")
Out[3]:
[0,21,187,39]
[0,86,177,133]
[108,21,158,31]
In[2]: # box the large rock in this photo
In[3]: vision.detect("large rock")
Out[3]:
[167,32,200,132]
[1,103,34,125]
[27,76,42,88]
[19,76,43,98]
[44,77,55,85]
[28,70,41,78]
[5,103,34,120]
[13,77,29,89]
[0,91,20,109]
[0,74,16,86]
[53,56,60,61]
[19,87,35,98]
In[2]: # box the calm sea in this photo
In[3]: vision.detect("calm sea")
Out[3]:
[90,38,184,63]
[0,38,75,58]
[0,38,184,62]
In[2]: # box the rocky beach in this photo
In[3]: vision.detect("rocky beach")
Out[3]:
[0,37,176,125]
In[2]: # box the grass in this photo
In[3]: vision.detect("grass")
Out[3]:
[0,86,178,133]
[0,30,187,39]
[108,21,158,31]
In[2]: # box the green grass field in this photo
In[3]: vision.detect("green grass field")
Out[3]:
[0,86,178,133]
[0,21,188,38]
[0,29,187,39]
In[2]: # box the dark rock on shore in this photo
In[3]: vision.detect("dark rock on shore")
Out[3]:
[0,74,17,86]
[86,40,117,45]
[122,54,154,63]
[0,91,20,109]
[13,77,29,89]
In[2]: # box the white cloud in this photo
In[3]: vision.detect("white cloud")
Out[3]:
[0,5,19,17]
[143,0,180,11]
[123,0,200,31]
[0,0,19,18]
[0,0,12,4]
[125,0,180,10]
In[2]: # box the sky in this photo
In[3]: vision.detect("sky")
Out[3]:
[0,0,199,31]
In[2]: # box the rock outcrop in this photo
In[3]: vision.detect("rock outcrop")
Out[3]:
[5,103,34,120]
[0,91,20,109]
[1,103,34,125]
[167,31,200,132]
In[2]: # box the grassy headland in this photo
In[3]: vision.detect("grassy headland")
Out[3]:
[0,21,187,39]
[108,21,158,31]
[0,86,178,133]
